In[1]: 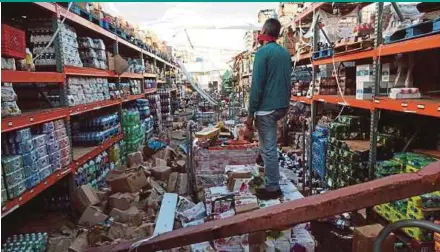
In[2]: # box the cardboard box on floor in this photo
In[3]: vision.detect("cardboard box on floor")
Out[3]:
[74,184,100,212]
[78,206,108,227]
[68,232,88,252]
[109,192,135,211]
[106,168,149,193]
[353,224,395,252]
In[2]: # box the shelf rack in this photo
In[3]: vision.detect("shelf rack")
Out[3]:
[1,2,182,217]
[292,2,440,247]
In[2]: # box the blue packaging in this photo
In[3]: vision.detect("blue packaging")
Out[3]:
[53,119,65,130]
[49,150,61,164]
[32,134,47,148]
[4,168,25,187]
[15,139,34,154]
[25,173,40,189]
[46,141,60,154]
[35,145,48,159]
[6,180,26,199]
[22,150,38,166]
[45,131,57,143]
[1,155,23,174]
[39,164,52,181]
[41,121,55,134]
[13,128,32,143]
[23,164,40,178]
[37,155,50,168]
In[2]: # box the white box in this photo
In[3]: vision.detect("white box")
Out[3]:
[356,64,374,82]
[381,63,397,82]
[356,81,373,100]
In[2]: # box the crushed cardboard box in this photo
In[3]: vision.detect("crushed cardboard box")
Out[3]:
[109,206,142,226]
[78,206,108,227]
[151,166,172,181]
[68,232,89,252]
[106,168,149,193]
[109,193,135,211]
[75,185,100,212]
[128,151,144,168]
[177,173,188,195]
[167,172,179,193]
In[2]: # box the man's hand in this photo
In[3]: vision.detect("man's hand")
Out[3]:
[245,116,254,130]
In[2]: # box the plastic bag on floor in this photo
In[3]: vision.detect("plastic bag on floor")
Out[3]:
[177,202,206,224]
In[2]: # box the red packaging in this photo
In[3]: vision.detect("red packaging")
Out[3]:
[1,24,26,59]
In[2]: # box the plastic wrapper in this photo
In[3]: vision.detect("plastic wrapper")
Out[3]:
[7,180,26,199]
[1,83,17,102]
[46,140,60,154]
[213,235,248,251]
[182,218,204,228]
[35,145,48,159]
[39,164,52,180]
[22,150,38,166]
[32,134,47,148]
[15,139,34,154]
[24,164,39,178]
[78,37,95,49]
[58,137,70,149]
[195,174,224,190]
[4,168,25,187]
[190,242,215,252]
[2,101,21,117]
[177,202,206,224]
[92,39,105,50]
[53,119,65,130]
[37,155,50,168]
[41,121,55,134]
[2,155,23,174]
[1,57,16,70]
[25,173,40,189]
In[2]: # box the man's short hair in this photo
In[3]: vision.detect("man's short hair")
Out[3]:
[263,18,281,37]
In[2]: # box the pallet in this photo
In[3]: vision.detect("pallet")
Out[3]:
[385,17,440,44]
[312,48,333,60]
[334,38,374,55]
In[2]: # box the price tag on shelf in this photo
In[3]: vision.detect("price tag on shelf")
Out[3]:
[417,104,425,109]
[401,102,408,107]
[7,122,12,127]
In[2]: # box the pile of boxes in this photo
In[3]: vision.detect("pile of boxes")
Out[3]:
[356,64,395,100]
[374,152,439,241]
[1,120,72,201]
[78,37,107,70]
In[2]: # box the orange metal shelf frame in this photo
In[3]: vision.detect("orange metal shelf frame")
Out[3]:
[64,66,117,78]
[120,72,144,79]
[378,34,440,57]
[313,49,375,65]
[1,108,69,133]
[313,95,373,110]
[2,70,65,83]
[143,73,157,78]
[145,88,157,94]
[1,166,73,217]
[72,133,123,170]
[123,94,145,103]
[290,96,312,104]
[69,99,121,116]
[373,97,440,118]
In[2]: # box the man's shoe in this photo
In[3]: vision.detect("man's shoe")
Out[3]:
[255,188,282,200]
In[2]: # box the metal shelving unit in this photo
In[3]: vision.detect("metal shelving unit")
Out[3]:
[1,2,181,217]
[292,2,440,249]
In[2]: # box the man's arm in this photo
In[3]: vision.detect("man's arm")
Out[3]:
[248,51,266,117]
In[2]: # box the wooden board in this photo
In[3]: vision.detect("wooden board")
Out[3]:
[86,161,440,252]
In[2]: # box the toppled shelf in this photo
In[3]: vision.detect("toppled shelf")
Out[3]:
[1,108,69,133]
[1,70,65,83]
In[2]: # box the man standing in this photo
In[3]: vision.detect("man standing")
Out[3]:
[245,18,292,200]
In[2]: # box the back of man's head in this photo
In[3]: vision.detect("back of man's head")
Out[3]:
[263,18,281,38]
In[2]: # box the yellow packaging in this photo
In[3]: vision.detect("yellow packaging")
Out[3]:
[405,164,419,173]
[406,201,425,220]
[403,227,431,241]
